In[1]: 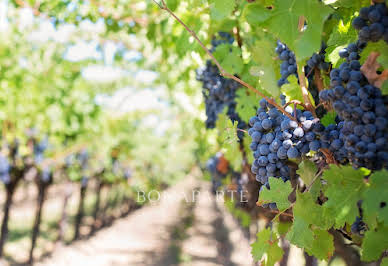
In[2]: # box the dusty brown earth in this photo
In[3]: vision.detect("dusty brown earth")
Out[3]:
[33,175,255,266]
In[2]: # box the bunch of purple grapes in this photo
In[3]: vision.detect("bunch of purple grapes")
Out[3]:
[276,41,297,87]
[352,1,388,43]
[248,98,321,209]
[196,32,246,134]
[319,41,388,170]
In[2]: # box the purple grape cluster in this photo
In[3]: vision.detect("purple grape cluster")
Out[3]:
[196,61,240,128]
[276,41,330,89]
[352,1,388,43]
[196,33,246,135]
[311,122,349,164]
[319,42,388,170]
[305,43,330,72]
[248,98,321,208]
[276,41,297,87]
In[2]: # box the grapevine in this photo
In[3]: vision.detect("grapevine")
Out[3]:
[155,0,388,264]
[0,0,387,265]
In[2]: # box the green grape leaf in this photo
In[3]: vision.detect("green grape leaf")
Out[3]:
[327,18,358,48]
[166,0,179,11]
[306,229,334,260]
[276,221,292,237]
[243,2,271,25]
[243,137,254,165]
[258,178,292,212]
[287,217,333,260]
[309,180,322,201]
[262,0,332,61]
[235,89,259,122]
[361,224,388,262]
[249,32,280,98]
[209,0,236,21]
[294,191,331,229]
[281,76,302,103]
[217,113,242,171]
[297,160,317,187]
[175,16,202,57]
[213,44,244,75]
[330,0,369,9]
[286,218,314,248]
[327,45,346,68]
[241,62,260,86]
[322,165,366,228]
[320,111,337,127]
[382,257,388,266]
[362,170,388,229]
[251,228,284,266]
[360,40,388,69]
[282,75,315,106]
[235,209,252,228]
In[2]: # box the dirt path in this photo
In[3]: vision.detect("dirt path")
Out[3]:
[36,176,254,266]
[181,181,253,266]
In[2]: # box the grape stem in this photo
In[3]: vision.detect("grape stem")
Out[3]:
[305,66,315,78]
[283,100,308,110]
[293,103,298,119]
[153,0,298,121]
[320,148,339,166]
[236,128,248,134]
[233,25,243,48]
[305,167,324,192]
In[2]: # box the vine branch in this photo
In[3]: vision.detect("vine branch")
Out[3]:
[153,0,297,121]
[314,67,325,93]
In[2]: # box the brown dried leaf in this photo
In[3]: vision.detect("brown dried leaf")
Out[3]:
[361,52,388,88]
